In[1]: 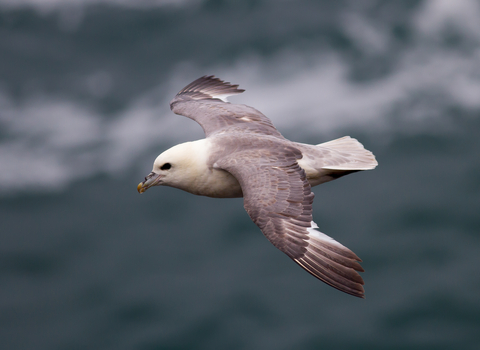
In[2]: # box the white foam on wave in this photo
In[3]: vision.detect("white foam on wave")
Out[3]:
[216,0,480,136]
[1,0,480,195]
[0,96,99,192]
[218,49,480,137]
[414,0,480,39]
[0,87,199,195]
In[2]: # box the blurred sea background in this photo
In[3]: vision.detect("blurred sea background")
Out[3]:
[1,0,480,349]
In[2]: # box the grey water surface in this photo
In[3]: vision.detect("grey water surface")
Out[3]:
[1,1,480,349]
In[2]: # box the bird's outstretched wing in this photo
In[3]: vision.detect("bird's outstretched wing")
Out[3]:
[170,75,284,138]
[216,146,365,298]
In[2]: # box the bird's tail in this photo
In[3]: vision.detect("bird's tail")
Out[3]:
[317,136,378,171]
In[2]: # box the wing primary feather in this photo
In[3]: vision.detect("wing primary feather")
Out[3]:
[296,256,365,298]
[174,75,245,101]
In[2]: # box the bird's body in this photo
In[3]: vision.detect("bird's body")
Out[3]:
[138,76,377,298]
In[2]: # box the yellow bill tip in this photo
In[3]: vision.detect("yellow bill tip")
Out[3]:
[137,182,146,194]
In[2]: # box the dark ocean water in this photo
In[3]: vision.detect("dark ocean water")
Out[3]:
[1,1,480,349]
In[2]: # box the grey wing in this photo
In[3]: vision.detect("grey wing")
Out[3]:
[216,147,366,298]
[169,76,283,138]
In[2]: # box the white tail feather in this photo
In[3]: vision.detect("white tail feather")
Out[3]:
[318,136,378,170]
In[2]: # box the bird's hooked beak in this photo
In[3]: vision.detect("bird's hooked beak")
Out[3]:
[137,172,163,194]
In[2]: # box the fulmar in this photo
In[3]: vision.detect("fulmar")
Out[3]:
[137,75,377,298]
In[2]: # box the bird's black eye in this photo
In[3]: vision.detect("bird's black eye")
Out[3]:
[160,163,171,170]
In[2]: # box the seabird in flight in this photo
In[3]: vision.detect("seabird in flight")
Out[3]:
[137,75,377,298]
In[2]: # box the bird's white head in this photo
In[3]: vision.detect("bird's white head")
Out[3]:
[137,141,204,194]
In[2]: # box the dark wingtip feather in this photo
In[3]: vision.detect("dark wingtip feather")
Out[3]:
[294,256,366,298]
[177,75,245,98]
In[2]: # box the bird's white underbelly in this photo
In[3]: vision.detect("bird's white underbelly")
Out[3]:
[177,138,243,198]
[192,168,243,198]
[298,157,324,187]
